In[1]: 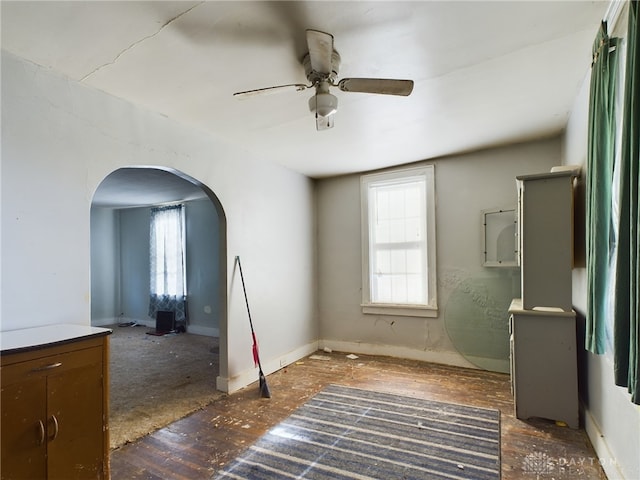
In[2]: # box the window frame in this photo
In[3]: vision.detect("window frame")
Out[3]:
[360,165,438,317]
[149,203,187,298]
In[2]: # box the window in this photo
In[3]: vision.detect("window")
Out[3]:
[150,205,186,296]
[361,165,437,317]
[148,204,187,322]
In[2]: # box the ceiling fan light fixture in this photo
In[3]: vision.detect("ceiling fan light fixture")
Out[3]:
[232,29,414,131]
[309,92,338,118]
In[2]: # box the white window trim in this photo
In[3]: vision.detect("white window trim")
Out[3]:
[360,165,438,317]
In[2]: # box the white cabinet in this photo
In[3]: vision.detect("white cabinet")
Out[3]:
[517,171,575,311]
[510,169,579,427]
[509,299,578,428]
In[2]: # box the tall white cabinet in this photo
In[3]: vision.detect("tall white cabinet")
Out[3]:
[517,171,575,311]
[509,170,579,428]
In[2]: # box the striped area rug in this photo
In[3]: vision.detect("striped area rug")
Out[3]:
[214,384,500,479]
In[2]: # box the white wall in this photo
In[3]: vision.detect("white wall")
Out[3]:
[562,68,640,480]
[1,51,317,392]
[317,138,560,369]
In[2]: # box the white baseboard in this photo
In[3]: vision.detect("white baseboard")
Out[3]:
[93,317,154,327]
[215,375,229,392]
[186,324,219,337]
[118,317,154,327]
[92,317,154,327]
[318,340,478,370]
[217,339,319,394]
[217,339,480,394]
[92,317,218,337]
[584,407,628,479]
[91,317,120,327]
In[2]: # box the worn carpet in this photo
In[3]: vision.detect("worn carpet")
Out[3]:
[108,324,223,449]
[214,384,501,480]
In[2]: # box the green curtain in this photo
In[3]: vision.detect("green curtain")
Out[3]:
[613,0,639,404]
[586,22,620,354]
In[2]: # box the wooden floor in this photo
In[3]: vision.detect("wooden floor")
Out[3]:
[109,351,606,479]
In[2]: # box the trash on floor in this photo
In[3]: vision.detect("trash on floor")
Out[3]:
[309,354,332,361]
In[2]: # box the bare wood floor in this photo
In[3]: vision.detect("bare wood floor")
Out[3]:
[109,351,606,480]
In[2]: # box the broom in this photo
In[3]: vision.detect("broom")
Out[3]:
[235,256,271,398]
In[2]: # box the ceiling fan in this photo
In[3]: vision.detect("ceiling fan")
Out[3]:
[233,29,414,130]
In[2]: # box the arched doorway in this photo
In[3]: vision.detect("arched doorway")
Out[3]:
[90,166,227,448]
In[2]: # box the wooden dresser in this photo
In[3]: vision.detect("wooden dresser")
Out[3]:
[1,325,112,479]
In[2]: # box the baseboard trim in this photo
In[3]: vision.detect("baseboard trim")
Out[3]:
[92,317,218,337]
[91,317,121,327]
[217,339,319,394]
[318,340,477,370]
[584,407,628,479]
[93,317,154,328]
[186,325,219,337]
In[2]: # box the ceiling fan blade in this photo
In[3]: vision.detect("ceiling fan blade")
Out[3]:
[306,29,334,74]
[315,113,334,131]
[233,83,309,99]
[337,78,414,96]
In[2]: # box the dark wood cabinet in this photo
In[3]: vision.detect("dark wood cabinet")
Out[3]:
[1,326,111,479]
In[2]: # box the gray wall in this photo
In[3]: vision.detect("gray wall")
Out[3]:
[90,207,120,323]
[185,198,222,334]
[119,207,150,322]
[317,138,560,371]
[91,198,221,335]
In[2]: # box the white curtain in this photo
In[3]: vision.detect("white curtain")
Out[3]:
[148,205,187,323]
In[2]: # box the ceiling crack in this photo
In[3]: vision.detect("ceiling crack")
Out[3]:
[79,2,204,82]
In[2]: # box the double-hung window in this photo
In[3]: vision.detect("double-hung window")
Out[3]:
[150,205,186,297]
[361,165,437,317]
[148,204,187,322]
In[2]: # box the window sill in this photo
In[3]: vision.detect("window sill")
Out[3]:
[361,304,438,318]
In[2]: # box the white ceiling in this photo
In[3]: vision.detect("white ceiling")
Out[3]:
[2,1,608,204]
[91,167,209,208]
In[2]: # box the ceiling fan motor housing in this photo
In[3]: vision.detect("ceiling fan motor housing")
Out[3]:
[304,48,340,118]
[233,29,413,131]
[303,50,341,84]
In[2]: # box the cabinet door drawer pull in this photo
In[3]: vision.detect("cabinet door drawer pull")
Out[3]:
[32,362,63,372]
[38,420,45,445]
[49,415,59,441]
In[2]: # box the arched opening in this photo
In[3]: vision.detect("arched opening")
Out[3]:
[90,166,227,449]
